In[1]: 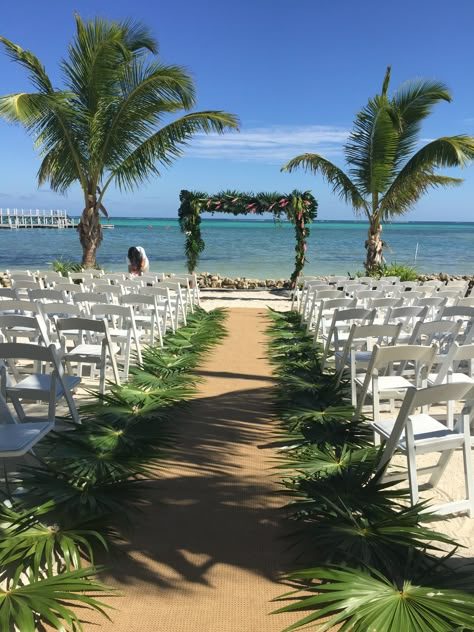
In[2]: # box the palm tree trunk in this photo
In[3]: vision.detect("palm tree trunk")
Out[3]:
[78,198,103,268]
[365,220,384,272]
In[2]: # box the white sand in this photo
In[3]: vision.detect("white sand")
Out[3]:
[200,289,292,311]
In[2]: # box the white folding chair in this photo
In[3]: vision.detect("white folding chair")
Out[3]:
[373,382,474,516]
[0,300,43,317]
[0,393,54,465]
[369,297,404,324]
[138,286,172,333]
[159,281,187,328]
[384,305,428,342]
[291,276,322,312]
[303,286,338,328]
[28,288,69,304]
[54,317,120,394]
[311,297,357,342]
[436,289,463,306]
[170,275,200,312]
[336,322,403,405]
[409,319,463,354]
[91,283,123,303]
[354,343,438,422]
[72,291,110,315]
[90,303,143,376]
[120,294,164,347]
[415,296,447,321]
[321,308,376,370]
[11,279,44,299]
[0,342,80,423]
[0,314,50,346]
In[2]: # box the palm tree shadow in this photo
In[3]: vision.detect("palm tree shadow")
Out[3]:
[97,386,295,590]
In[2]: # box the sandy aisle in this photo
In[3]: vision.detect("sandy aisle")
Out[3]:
[85,308,300,632]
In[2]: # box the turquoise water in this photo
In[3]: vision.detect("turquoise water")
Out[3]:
[1,218,473,278]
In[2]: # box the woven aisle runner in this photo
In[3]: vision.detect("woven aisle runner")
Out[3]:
[86,308,302,632]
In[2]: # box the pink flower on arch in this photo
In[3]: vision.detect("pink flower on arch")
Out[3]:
[297,212,302,221]
[268,203,276,211]
[301,255,305,263]
[303,243,307,251]
[303,200,311,206]
[206,200,212,207]
[231,198,239,203]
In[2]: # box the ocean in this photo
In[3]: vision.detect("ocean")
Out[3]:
[2,218,474,278]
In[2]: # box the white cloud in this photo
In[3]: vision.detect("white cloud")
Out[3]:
[184,124,349,163]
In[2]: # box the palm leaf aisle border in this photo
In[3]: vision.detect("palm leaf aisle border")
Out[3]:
[0,307,228,631]
[265,309,474,631]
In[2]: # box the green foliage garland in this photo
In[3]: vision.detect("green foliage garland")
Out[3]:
[178,189,318,285]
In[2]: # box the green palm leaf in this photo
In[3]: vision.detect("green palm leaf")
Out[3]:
[273,566,474,632]
[0,501,107,578]
[0,566,113,632]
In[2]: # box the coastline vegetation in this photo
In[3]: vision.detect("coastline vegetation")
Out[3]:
[0,308,228,630]
[0,14,239,268]
[282,66,474,273]
[266,309,474,631]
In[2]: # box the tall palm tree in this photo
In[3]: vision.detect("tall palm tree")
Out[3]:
[0,15,239,267]
[282,67,474,272]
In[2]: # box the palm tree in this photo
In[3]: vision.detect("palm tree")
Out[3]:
[0,15,239,267]
[282,67,474,272]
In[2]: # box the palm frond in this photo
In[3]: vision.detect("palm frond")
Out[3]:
[110,111,239,192]
[272,566,474,632]
[282,154,367,213]
[345,96,399,197]
[0,566,113,632]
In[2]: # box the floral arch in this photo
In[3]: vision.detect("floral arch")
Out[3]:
[178,189,318,286]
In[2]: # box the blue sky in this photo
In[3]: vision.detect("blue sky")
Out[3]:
[0,0,473,220]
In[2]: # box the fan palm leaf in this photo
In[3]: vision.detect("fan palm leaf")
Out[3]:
[0,501,107,579]
[273,566,474,632]
[0,566,113,632]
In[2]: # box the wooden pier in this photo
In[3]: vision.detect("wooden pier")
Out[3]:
[0,208,75,229]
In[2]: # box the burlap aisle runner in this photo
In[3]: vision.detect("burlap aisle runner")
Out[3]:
[85,308,301,632]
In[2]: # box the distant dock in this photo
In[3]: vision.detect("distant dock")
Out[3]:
[0,208,75,229]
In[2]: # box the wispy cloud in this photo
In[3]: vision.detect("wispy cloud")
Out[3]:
[185,124,349,163]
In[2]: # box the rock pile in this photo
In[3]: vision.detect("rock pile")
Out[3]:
[195,272,292,289]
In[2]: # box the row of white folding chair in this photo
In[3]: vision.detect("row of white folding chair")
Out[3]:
[320,305,463,375]
[0,310,120,395]
[291,276,323,311]
[53,316,120,394]
[336,318,467,426]
[0,305,136,387]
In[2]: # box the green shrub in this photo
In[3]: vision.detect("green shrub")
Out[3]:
[353,262,418,281]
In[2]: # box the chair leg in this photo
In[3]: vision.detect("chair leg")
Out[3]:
[428,449,454,487]
[462,415,474,518]
[406,448,420,505]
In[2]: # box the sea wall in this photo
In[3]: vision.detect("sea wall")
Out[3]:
[2,270,474,291]
[195,271,474,290]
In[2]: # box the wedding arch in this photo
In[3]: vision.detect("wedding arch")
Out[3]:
[178,189,318,285]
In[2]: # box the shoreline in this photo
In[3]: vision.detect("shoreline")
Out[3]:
[3,270,474,291]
